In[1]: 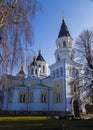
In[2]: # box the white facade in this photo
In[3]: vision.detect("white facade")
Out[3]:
[0,18,82,116]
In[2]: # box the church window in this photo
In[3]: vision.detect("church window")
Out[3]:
[56,69,59,78]
[60,67,63,76]
[53,71,55,79]
[35,69,37,75]
[8,90,13,103]
[57,55,60,62]
[31,69,34,74]
[44,95,46,103]
[72,67,75,77]
[56,83,59,88]
[23,94,26,103]
[41,93,47,103]
[20,94,22,103]
[56,93,60,103]
[58,42,61,48]
[63,41,66,47]
[69,67,75,77]
[41,94,43,103]
[39,65,41,68]
[71,54,74,60]
[20,94,26,103]
[43,65,45,73]
[69,41,72,48]
[75,69,79,77]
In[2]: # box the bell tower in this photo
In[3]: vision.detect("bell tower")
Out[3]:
[55,17,75,62]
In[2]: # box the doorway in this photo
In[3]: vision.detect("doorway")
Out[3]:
[73,100,80,117]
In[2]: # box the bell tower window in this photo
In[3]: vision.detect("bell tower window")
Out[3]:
[43,65,45,73]
[57,55,60,62]
[60,67,63,76]
[53,71,55,79]
[35,69,37,75]
[63,41,66,47]
[31,69,34,74]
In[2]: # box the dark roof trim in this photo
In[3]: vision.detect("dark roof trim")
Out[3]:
[58,19,71,38]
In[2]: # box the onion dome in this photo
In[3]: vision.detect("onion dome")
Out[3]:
[58,17,71,38]
[31,56,37,66]
[36,50,45,61]
[19,65,25,74]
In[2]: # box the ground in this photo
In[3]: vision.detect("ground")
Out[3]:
[0,115,93,130]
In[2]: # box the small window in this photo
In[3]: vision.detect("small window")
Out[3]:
[71,54,74,60]
[57,55,60,62]
[23,94,25,103]
[60,67,63,76]
[56,83,59,88]
[43,65,45,73]
[56,69,59,78]
[58,42,61,48]
[20,94,26,103]
[41,94,47,103]
[35,69,37,75]
[56,93,60,103]
[20,94,22,103]
[75,69,79,76]
[63,41,66,47]
[53,71,55,79]
[44,95,46,103]
[31,69,34,74]
[39,65,41,67]
[41,94,43,103]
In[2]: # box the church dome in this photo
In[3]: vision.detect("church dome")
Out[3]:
[31,56,37,66]
[36,50,45,62]
[19,65,25,74]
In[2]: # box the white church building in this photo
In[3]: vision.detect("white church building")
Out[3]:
[0,18,82,116]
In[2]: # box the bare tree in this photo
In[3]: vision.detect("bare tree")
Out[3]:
[0,0,40,74]
[75,29,93,105]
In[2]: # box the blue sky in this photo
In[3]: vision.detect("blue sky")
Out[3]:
[32,0,93,66]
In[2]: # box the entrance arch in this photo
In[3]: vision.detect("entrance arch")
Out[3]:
[73,100,79,117]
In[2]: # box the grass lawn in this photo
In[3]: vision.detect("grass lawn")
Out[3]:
[0,116,93,130]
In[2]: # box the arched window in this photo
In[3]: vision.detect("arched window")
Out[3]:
[43,65,45,73]
[72,67,75,76]
[44,94,46,103]
[75,69,79,76]
[20,94,22,103]
[56,69,59,78]
[60,67,63,76]
[23,94,25,103]
[39,65,41,68]
[56,93,60,103]
[71,54,74,60]
[53,71,55,79]
[57,55,60,62]
[35,69,37,75]
[58,42,61,48]
[63,41,66,47]
[31,69,34,74]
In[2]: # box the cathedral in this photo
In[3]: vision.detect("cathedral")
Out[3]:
[0,18,82,116]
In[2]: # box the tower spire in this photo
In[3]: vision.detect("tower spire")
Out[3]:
[58,17,71,38]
